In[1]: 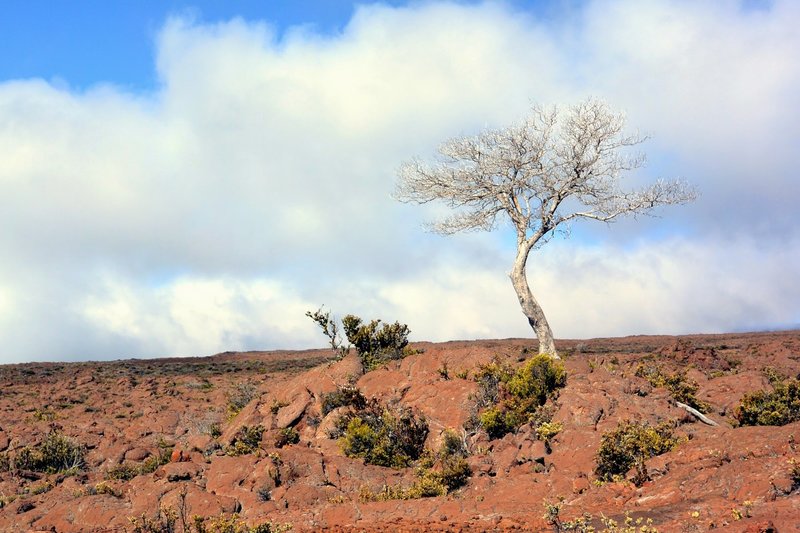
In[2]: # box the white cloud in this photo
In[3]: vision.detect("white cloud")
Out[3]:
[0,0,798,362]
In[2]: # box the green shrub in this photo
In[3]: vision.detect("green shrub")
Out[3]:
[473,355,566,440]
[107,438,173,480]
[193,513,292,533]
[307,309,411,372]
[790,458,800,492]
[341,314,410,372]
[736,379,800,426]
[321,386,367,416]
[536,421,563,443]
[595,420,678,486]
[225,426,264,456]
[337,401,428,468]
[635,363,710,413]
[507,355,567,405]
[274,428,300,448]
[479,406,515,440]
[360,429,471,501]
[10,431,85,474]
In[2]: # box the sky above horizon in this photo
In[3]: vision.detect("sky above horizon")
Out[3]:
[1,0,798,363]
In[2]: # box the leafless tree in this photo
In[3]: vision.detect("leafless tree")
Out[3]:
[395,99,696,358]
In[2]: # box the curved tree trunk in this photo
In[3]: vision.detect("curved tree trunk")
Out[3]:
[510,247,559,359]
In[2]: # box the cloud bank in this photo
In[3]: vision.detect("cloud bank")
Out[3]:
[1,0,798,362]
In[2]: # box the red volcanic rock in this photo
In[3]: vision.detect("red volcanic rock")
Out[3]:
[1,333,800,532]
[124,446,151,461]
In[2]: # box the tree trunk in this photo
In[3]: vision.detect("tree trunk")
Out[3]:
[510,246,559,359]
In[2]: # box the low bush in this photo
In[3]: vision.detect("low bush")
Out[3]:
[595,420,678,486]
[473,355,566,440]
[107,438,173,481]
[359,429,471,501]
[307,308,411,372]
[193,514,292,533]
[4,431,85,474]
[225,426,264,456]
[226,381,257,419]
[321,386,367,416]
[736,378,800,426]
[336,400,428,468]
[274,427,299,448]
[341,315,410,372]
[634,363,710,413]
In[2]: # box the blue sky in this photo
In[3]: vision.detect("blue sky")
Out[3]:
[1,1,798,363]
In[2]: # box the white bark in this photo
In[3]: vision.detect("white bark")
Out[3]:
[395,99,697,359]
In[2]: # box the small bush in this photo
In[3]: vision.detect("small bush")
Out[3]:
[307,309,412,372]
[473,355,566,440]
[736,379,800,426]
[10,431,85,474]
[342,314,411,372]
[107,439,173,480]
[225,426,264,456]
[274,428,299,448]
[359,428,471,502]
[789,458,800,492]
[536,421,563,443]
[595,420,678,486]
[193,513,292,533]
[226,382,257,419]
[337,401,428,468]
[321,386,367,416]
[635,363,710,413]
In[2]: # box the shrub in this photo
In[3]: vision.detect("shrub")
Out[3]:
[226,382,257,419]
[107,438,173,480]
[10,431,85,474]
[595,420,678,486]
[790,458,800,492]
[193,513,292,533]
[635,363,710,413]
[536,421,563,443]
[359,428,471,502]
[225,426,264,456]
[736,379,800,426]
[306,307,350,360]
[337,401,428,468]
[341,314,410,372]
[473,355,566,440]
[307,309,412,371]
[274,428,299,448]
[321,386,367,416]
[507,355,567,405]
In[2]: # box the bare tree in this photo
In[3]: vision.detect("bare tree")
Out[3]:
[395,99,696,358]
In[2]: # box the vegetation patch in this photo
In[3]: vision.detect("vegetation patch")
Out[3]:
[334,399,428,468]
[359,429,471,501]
[225,425,265,456]
[0,431,85,475]
[130,510,291,533]
[226,381,257,419]
[595,420,679,486]
[274,427,300,448]
[307,308,411,372]
[634,363,711,413]
[321,386,367,416]
[736,378,800,426]
[106,439,174,481]
[470,355,566,440]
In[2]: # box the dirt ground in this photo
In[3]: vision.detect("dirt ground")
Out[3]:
[0,331,798,532]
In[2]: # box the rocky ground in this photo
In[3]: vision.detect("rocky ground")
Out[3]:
[0,331,799,532]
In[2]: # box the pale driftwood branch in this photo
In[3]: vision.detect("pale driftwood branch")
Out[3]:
[675,401,719,427]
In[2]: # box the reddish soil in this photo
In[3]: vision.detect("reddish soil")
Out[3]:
[1,331,799,532]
